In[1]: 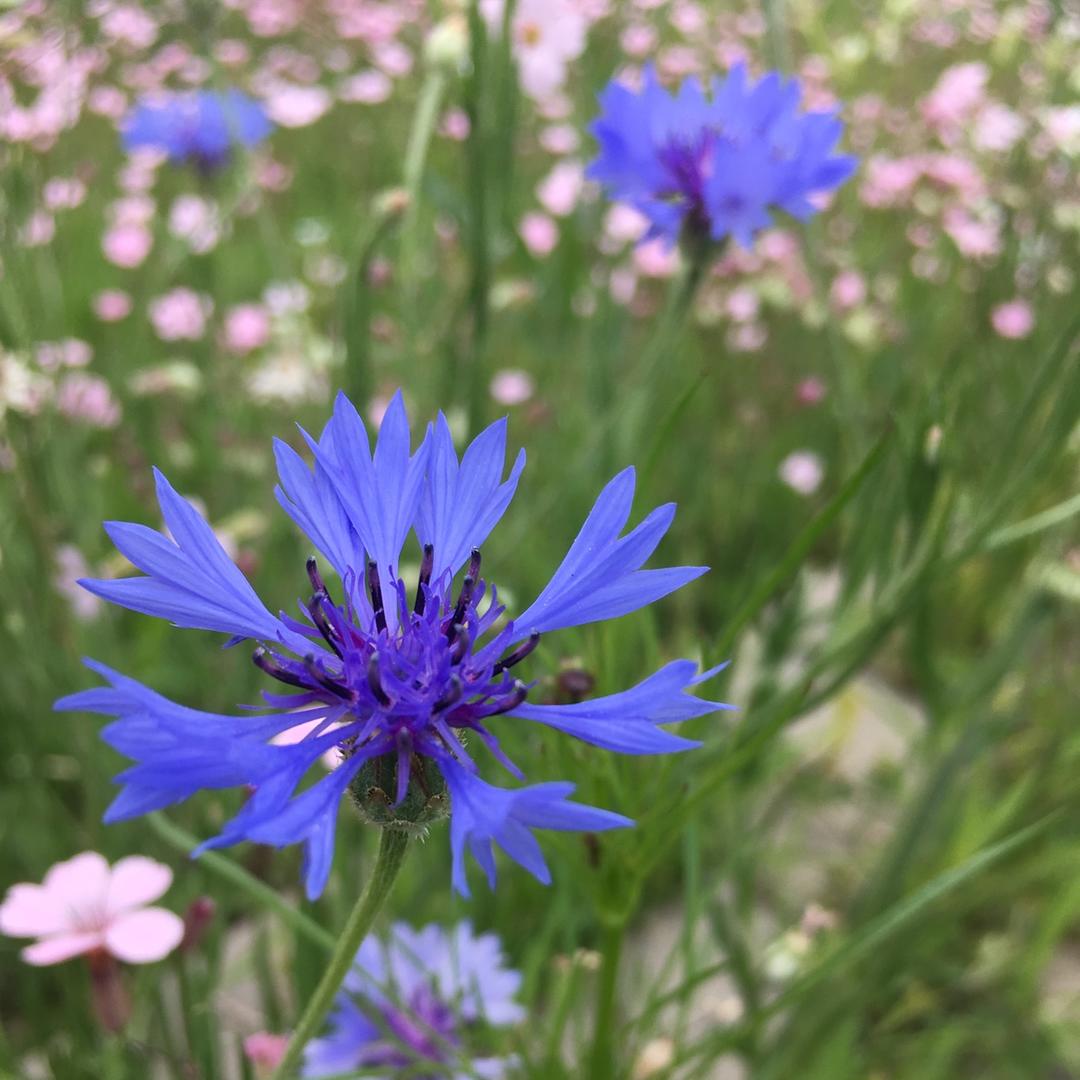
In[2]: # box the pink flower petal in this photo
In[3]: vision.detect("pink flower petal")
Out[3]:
[43,852,110,908]
[105,907,184,964]
[21,930,104,966]
[0,883,72,937]
[105,856,173,917]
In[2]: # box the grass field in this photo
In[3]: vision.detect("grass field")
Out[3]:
[1,1,1078,1077]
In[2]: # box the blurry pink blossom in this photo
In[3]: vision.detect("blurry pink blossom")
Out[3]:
[539,123,580,155]
[519,212,559,256]
[621,24,658,57]
[0,852,181,966]
[214,39,250,66]
[36,339,92,371]
[102,222,152,268]
[100,5,158,49]
[373,41,413,77]
[265,84,332,128]
[244,1032,289,1075]
[603,203,649,246]
[93,290,133,322]
[339,70,392,104]
[726,287,760,323]
[149,288,211,341]
[860,156,921,208]
[168,195,219,253]
[536,161,584,217]
[223,304,272,355]
[779,451,824,496]
[922,63,989,130]
[796,377,828,406]
[829,270,867,311]
[55,544,102,620]
[728,322,768,352]
[43,177,87,211]
[1040,106,1080,154]
[56,373,121,428]
[440,108,470,140]
[20,211,55,247]
[991,299,1034,339]
[255,158,294,192]
[943,207,1001,259]
[88,85,128,119]
[609,266,637,305]
[921,154,984,199]
[485,0,588,101]
[973,104,1025,153]
[490,369,535,406]
[633,238,678,278]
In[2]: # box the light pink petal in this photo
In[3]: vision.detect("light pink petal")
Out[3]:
[105,856,173,916]
[43,851,111,914]
[21,931,104,966]
[0,883,73,937]
[105,907,184,964]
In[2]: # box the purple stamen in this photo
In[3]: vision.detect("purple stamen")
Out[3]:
[414,543,434,614]
[493,631,540,675]
[367,560,387,633]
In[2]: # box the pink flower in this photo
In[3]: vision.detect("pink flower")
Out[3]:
[43,177,87,211]
[0,852,183,966]
[244,1032,289,1074]
[943,207,1001,260]
[726,286,760,323]
[990,299,1034,340]
[168,195,219,253]
[440,108,470,140]
[620,24,657,57]
[829,270,867,311]
[149,288,211,341]
[55,544,103,621]
[339,69,392,104]
[490,369,535,405]
[536,161,584,217]
[973,103,1024,153]
[20,210,55,247]
[539,123,580,155]
[922,63,989,130]
[56,373,121,428]
[519,211,558,256]
[633,237,678,278]
[796,377,828,406]
[102,222,152,268]
[93,290,133,322]
[223,303,271,354]
[779,451,824,496]
[265,84,332,128]
[484,0,587,100]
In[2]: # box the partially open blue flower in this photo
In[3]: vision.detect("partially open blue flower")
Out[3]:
[122,90,271,170]
[57,392,730,898]
[304,921,521,1078]
[588,64,857,249]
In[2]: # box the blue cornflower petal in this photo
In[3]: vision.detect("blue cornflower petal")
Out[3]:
[514,467,706,637]
[304,997,383,1078]
[442,760,632,897]
[416,414,526,582]
[80,468,302,646]
[305,391,429,630]
[510,660,731,754]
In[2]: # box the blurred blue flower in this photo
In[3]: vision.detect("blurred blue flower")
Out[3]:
[304,921,521,1078]
[57,391,730,898]
[122,90,271,170]
[587,64,857,249]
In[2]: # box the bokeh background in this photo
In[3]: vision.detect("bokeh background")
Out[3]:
[1,0,1078,1077]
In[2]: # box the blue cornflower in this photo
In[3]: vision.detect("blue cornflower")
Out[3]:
[304,921,521,1078]
[587,64,857,249]
[122,90,271,170]
[57,392,730,898]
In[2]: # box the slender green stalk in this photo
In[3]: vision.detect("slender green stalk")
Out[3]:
[588,921,626,1080]
[270,829,410,1080]
[400,67,447,294]
[146,813,335,953]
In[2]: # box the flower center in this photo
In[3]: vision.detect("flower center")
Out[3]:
[252,548,540,803]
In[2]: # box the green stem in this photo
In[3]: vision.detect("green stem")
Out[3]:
[270,829,411,1080]
[588,921,626,1080]
[146,812,335,953]
[400,68,448,295]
